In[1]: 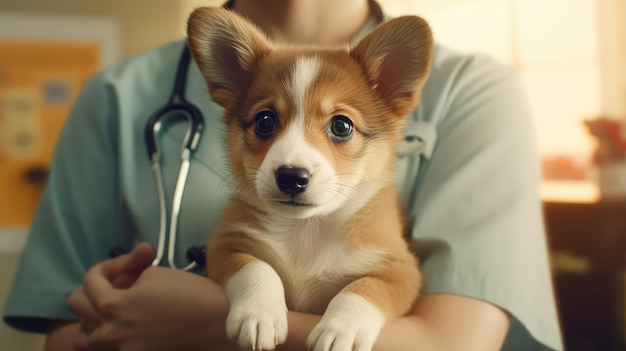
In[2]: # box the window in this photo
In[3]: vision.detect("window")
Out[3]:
[380,0,614,202]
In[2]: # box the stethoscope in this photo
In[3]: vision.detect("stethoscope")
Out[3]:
[109,44,206,271]
[106,0,434,271]
[108,1,239,271]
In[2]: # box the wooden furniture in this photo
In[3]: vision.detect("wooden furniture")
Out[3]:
[544,200,626,351]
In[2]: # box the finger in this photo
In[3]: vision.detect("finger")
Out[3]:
[102,242,154,281]
[74,332,90,351]
[111,272,141,289]
[76,322,115,351]
[81,243,153,318]
[83,243,152,317]
[67,288,102,322]
[80,319,100,335]
[86,323,122,350]
[110,243,153,288]
[82,263,125,317]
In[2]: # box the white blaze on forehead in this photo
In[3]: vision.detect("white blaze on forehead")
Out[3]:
[256,55,323,172]
[291,56,320,127]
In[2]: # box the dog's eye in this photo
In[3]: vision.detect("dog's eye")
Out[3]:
[254,110,277,138]
[329,115,354,141]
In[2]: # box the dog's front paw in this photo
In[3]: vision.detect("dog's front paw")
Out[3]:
[224,262,288,350]
[306,293,386,351]
[307,318,377,351]
[226,304,288,350]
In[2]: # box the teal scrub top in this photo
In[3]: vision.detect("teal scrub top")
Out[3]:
[3,16,563,351]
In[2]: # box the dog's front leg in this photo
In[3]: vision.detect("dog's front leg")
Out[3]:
[307,291,386,351]
[307,261,421,351]
[212,252,289,350]
[207,198,290,350]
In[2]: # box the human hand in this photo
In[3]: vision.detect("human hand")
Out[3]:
[67,243,240,351]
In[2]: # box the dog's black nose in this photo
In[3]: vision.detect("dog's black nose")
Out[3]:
[275,166,310,195]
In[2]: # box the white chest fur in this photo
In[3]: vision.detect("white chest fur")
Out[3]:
[241,216,389,313]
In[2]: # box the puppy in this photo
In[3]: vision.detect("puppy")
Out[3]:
[188,7,433,351]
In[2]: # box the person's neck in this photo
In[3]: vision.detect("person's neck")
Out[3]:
[232,0,373,45]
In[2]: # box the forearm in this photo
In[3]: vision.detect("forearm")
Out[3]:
[275,311,320,350]
[278,294,509,351]
[67,258,508,351]
[277,311,435,351]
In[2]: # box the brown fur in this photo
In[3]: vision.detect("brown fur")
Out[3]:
[188,6,433,346]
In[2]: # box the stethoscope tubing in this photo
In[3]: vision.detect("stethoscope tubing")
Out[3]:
[142,44,205,271]
[109,1,239,269]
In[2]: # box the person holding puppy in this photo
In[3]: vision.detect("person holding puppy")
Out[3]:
[3,0,562,350]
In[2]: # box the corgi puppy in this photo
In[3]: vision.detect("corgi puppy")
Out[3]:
[188,7,433,351]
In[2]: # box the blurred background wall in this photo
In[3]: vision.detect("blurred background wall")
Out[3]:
[0,0,205,58]
[0,0,625,350]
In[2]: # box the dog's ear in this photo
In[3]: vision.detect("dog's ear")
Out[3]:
[351,16,433,116]
[187,7,270,108]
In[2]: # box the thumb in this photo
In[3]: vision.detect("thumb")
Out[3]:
[81,243,154,311]
[104,242,153,288]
